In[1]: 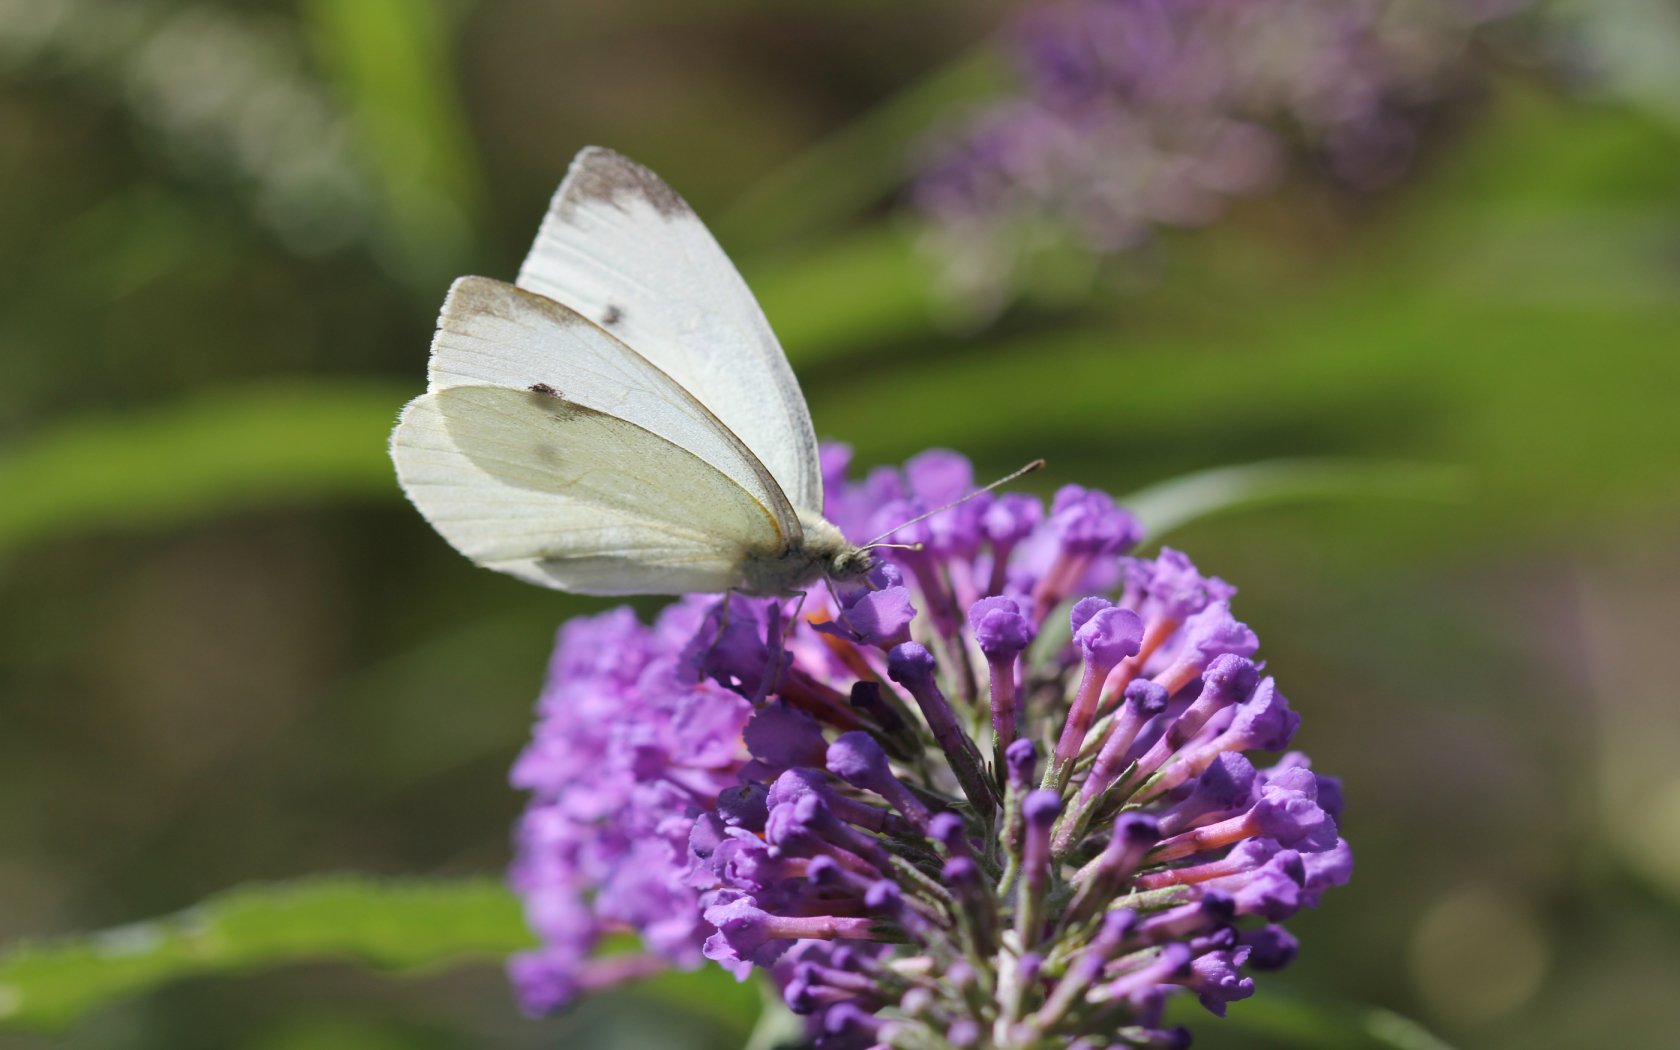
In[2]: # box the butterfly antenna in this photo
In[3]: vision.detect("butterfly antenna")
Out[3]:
[861,458,1046,549]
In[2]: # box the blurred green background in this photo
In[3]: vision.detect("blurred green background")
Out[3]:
[2,1,1678,1047]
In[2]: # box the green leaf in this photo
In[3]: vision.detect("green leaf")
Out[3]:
[742,983,805,1050]
[1121,459,1473,542]
[620,961,767,1044]
[0,380,408,553]
[0,876,533,1032]
[1179,993,1458,1050]
[997,457,1465,671]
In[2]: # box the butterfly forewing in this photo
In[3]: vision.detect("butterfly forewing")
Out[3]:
[515,147,825,518]
[423,275,802,544]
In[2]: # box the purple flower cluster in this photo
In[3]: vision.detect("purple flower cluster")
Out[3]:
[508,447,1351,1046]
[507,601,744,1009]
[915,0,1530,274]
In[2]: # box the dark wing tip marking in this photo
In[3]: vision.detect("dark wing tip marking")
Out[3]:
[443,276,597,336]
[601,304,624,327]
[528,382,559,396]
[559,147,689,219]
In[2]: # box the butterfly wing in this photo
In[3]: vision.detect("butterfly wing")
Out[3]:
[422,275,801,543]
[515,146,825,517]
[392,385,785,595]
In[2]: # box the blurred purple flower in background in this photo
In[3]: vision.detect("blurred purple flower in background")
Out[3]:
[913,0,1532,297]
[509,448,1350,1046]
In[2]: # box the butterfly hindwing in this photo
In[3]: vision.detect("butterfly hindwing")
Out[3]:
[391,385,784,595]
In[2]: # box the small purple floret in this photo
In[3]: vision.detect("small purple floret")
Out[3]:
[1125,678,1170,716]
[886,642,937,689]
[1075,604,1145,666]
[744,703,829,771]
[969,595,1034,656]
[1005,737,1038,789]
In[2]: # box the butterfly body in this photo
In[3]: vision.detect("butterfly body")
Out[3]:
[740,512,873,597]
[391,148,870,597]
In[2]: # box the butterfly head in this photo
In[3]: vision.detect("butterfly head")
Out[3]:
[826,542,877,582]
[800,515,877,585]
[740,515,875,596]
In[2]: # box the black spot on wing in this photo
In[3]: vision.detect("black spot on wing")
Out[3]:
[601,304,623,327]
[525,383,582,422]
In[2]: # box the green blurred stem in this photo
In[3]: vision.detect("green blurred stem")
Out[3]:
[717,44,1008,252]
[302,0,485,288]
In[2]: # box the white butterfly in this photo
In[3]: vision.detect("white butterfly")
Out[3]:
[390,147,875,596]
